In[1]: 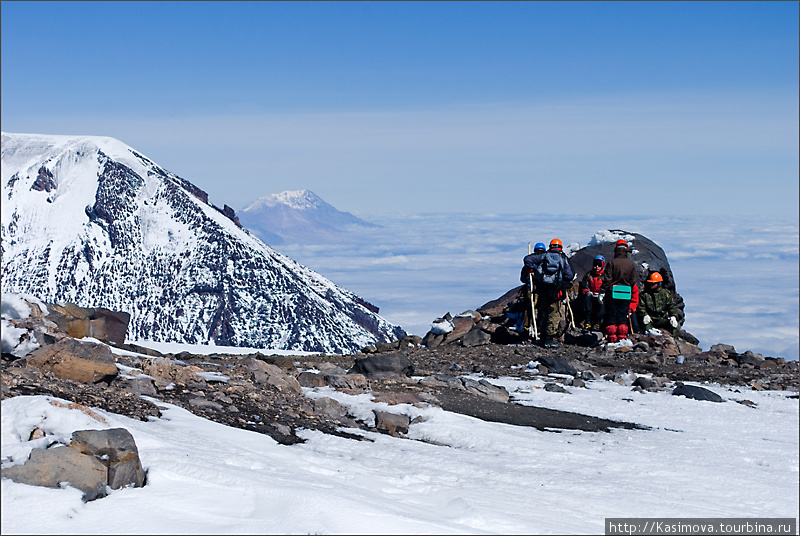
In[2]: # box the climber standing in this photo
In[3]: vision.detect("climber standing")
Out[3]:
[637,271,680,335]
[532,238,574,348]
[520,242,547,337]
[601,239,637,343]
[580,255,605,331]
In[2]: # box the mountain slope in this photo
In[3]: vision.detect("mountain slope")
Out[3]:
[1,133,405,353]
[239,190,378,245]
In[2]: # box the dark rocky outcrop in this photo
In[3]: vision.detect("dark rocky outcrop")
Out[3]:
[672,382,725,403]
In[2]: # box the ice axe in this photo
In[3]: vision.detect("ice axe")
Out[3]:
[527,242,538,340]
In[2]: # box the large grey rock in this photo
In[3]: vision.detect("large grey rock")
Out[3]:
[672,383,724,403]
[736,351,765,368]
[244,359,302,393]
[2,445,108,501]
[461,378,510,403]
[349,353,414,378]
[69,428,146,490]
[296,371,328,388]
[537,355,578,376]
[373,411,411,436]
[312,397,347,418]
[324,373,369,391]
[460,328,492,347]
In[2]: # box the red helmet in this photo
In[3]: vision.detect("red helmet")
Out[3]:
[647,272,663,283]
[549,238,563,250]
[615,239,628,250]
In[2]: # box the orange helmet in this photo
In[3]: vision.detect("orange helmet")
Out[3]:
[647,272,663,283]
[549,238,563,250]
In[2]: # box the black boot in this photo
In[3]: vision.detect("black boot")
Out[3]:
[543,336,560,349]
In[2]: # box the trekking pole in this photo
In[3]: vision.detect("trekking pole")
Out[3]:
[564,284,576,330]
[527,242,538,340]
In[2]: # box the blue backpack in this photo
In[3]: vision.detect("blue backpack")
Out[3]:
[534,251,563,290]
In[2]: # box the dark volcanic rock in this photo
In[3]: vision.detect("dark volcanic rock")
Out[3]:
[671,383,725,403]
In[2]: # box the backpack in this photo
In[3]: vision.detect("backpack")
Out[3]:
[534,251,563,291]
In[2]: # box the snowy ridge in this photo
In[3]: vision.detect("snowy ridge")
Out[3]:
[1,132,405,353]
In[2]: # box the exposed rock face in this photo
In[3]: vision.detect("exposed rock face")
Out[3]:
[1,133,405,353]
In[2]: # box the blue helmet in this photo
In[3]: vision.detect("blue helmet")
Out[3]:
[534,242,546,253]
[593,255,605,263]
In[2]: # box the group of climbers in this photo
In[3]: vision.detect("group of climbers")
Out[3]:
[521,237,679,347]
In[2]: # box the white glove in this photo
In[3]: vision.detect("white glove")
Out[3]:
[643,315,651,325]
[670,316,679,328]
[598,293,605,304]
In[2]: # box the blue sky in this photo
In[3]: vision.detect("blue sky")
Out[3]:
[2,1,798,216]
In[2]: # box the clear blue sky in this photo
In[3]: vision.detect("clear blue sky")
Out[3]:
[2,1,798,217]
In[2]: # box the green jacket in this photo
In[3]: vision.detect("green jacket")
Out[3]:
[637,287,677,321]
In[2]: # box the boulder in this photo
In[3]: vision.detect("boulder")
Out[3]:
[312,397,348,418]
[324,373,369,391]
[45,303,130,345]
[459,328,492,347]
[24,338,118,384]
[1,445,108,501]
[373,411,411,436]
[349,353,414,379]
[245,359,302,393]
[68,428,146,490]
[418,373,465,390]
[296,371,328,388]
[461,378,510,403]
[544,382,569,394]
[142,357,207,390]
[672,383,724,403]
[736,351,765,368]
[1,427,145,501]
[537,355,579,376]
[443,314,478,343]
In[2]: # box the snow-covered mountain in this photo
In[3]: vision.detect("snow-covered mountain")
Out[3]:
[238,189,378,245]
[0,132,405,353]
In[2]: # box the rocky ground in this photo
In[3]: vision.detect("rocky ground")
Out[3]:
[3,328,797,447]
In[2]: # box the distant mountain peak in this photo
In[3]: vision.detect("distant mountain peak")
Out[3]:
[243,190,326,212]
[239,189,377,246]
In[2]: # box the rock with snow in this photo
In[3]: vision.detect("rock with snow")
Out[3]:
[672,383,725,403]
[1,133,405,354]
[2,444,108,501]
[1,427,145,502]
[69,428,146,491]
[373,410,411,436]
